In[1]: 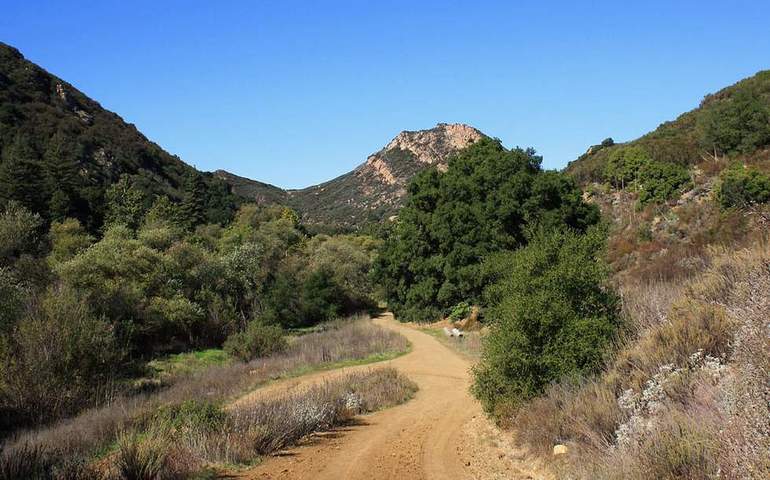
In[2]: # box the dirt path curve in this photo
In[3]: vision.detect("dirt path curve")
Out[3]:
[229,313,547,480]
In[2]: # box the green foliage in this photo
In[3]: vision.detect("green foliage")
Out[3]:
[716,164,770,208]
[153,400,227,434]
[698,88,770,156]
[447,301,471,322]
[223,320,287,361]
[636,160,692,205]
[0,133,45,215]
[375,138,599,322]
[180,172,207,229]
[0,201,43,265]
[48,218,93,265]
[104,175,147,230]
[601,146,691,205]
[0,268,26,333]
[603,146,650,188]
[0,286,124,424]
[298,267,346,326]
[472,228,620,414]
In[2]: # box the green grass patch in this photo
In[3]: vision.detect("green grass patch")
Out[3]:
[147,348,231,378]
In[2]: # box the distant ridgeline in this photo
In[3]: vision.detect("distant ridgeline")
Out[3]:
[215,123,488,230]
[0,43,237,230]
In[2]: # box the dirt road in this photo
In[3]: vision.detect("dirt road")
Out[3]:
[231,313,547,480]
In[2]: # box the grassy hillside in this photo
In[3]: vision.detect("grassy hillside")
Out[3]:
[0,43,236,229]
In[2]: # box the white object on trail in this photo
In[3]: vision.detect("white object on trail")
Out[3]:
[451,328,464,337]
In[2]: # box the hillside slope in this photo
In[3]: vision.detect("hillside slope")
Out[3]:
[217,123,486,228]
[567,70,770,184]
[0,42,235,228]
[565,70,770,282]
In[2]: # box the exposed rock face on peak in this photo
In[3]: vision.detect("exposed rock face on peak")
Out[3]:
[385,123,485,166]
[221,123,487,229]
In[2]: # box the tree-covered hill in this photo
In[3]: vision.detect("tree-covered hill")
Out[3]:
[0,42,236,229]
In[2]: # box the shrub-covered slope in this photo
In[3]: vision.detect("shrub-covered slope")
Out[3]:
[0,42,235,229]
[567,70,770,185]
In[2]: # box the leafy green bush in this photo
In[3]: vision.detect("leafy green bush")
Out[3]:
[636,160,692,205]
[472,228,620,415]
[716,164,770,208]
[47,218,93,265]
[601,146,691,204]
[153,400,227,435]
[298,267,346,326]
[0,201,42,265]
[0,286,124,424]
[223,320,287,361]
[603,146,650,188]
[0,268,25,333]
[447,301,471,322]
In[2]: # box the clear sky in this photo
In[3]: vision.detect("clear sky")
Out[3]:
[2,1,769,188]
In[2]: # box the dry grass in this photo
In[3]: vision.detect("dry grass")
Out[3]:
[507,240,770,479]
[0,316,410,476]
[106,368,416,478]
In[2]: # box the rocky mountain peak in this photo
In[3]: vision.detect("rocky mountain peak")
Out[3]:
[384,123,485,167]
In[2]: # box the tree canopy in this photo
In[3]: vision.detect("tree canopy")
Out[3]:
[374,138,600,322]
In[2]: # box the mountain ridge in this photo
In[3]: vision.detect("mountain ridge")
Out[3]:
[216,123,487,228]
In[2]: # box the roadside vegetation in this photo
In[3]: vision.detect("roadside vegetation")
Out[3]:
[0,188,381,433]
[0,317,410,477]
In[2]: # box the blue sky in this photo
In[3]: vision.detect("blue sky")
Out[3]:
[2,1,769,188]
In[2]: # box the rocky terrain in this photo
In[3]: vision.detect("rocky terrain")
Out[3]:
[217,123,486,228]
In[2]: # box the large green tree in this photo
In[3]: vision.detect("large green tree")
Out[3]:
[374,138,599,322]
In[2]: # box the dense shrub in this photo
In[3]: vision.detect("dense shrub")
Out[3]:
[636,160,691,205]
[447,301,471,322]
[223,320,287,361]
[0,201,42,265]
[716,164,770,208]
[602,146,691,204]
[376,138,599,322]
[47,218,93,265]
[0,268,25,333]
[0,286,124,425]
[603,146,649,189]
[472,228,620,414]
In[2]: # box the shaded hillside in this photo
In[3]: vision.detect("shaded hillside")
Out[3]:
[218,123,486,228]
[0,43,235,229]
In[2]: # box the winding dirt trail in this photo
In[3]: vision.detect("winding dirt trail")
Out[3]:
[229,313,547,480]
